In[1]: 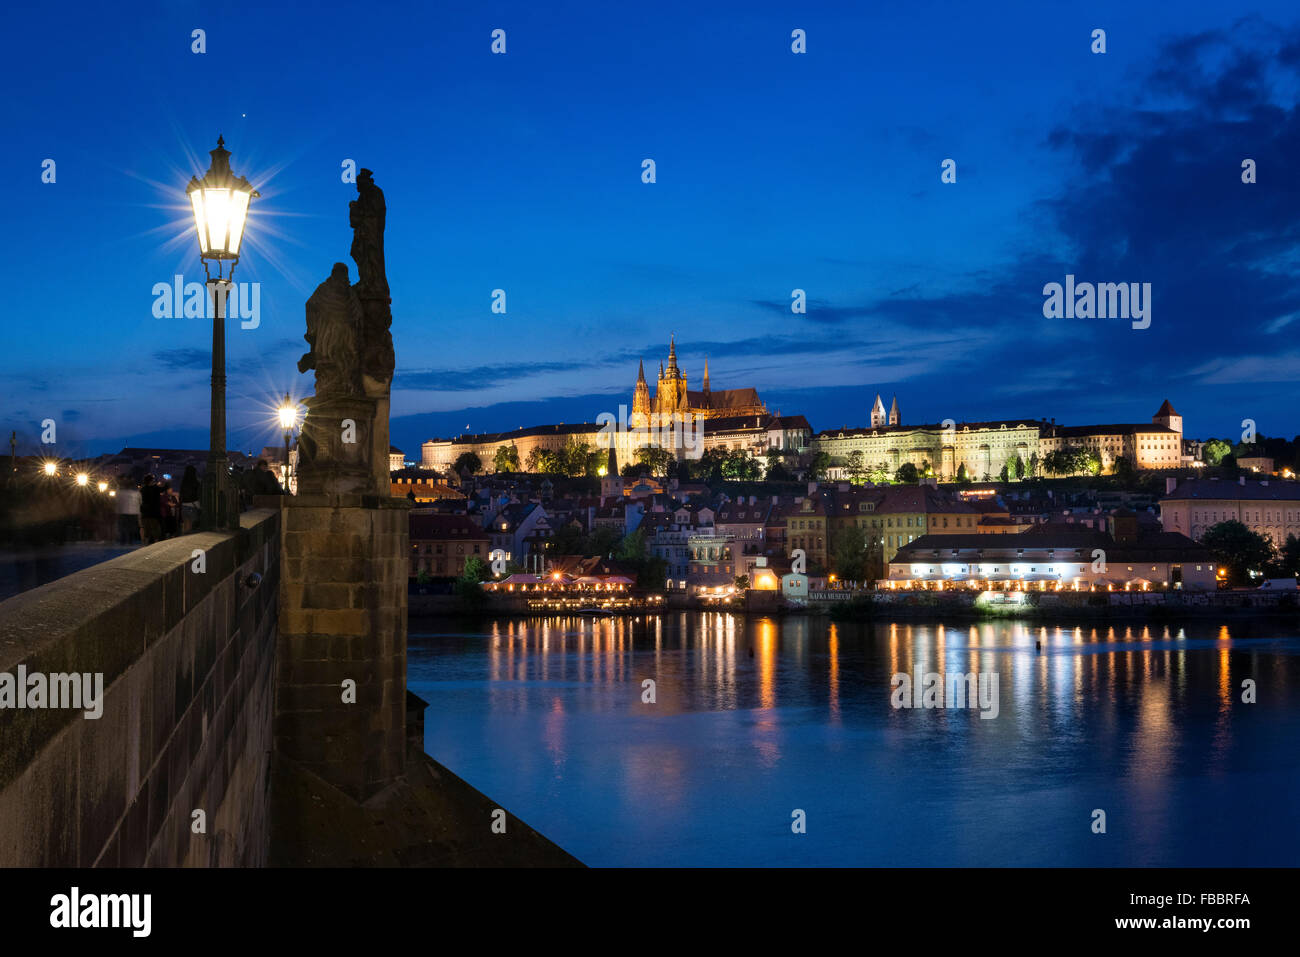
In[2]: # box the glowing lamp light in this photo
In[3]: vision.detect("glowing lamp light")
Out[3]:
[187,136,259,260]
[43,462,57,476]
[75,473,89,486]
[97,481,109,492]
[278,395,299,431]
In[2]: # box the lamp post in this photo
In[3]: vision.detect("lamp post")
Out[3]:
[187,136,258,531]
[278,392,299,493]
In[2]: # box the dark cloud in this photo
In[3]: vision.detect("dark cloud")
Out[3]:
[153,348,212,371]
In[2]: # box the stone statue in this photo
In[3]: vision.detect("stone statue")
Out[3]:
[295,168,396,497]
[298,263,363,399]
[350,169,395,382]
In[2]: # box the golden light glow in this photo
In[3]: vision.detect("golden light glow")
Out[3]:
[97,481,108,492]
[278,395,299,431]
[43,461,57,476]
[75,473,89,486]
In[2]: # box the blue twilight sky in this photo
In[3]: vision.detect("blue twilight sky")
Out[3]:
[3,0,1299,459]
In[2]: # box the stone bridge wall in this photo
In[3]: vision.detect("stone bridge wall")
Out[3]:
[0,510,279,866]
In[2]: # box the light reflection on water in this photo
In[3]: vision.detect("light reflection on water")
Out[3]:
[409,613,1300,867]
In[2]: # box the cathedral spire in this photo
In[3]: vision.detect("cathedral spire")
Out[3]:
[703,357,710,391]
[889,394,900,427]
[666,336,679,373]
[633,358,652,416]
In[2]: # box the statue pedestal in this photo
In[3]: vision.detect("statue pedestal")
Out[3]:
[295,395,380,498]
[275,493,411,802]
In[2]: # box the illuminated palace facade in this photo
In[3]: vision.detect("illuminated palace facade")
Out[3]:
[814,398,1184,480]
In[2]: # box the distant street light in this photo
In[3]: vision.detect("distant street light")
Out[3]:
[97,481,109,493]
[278,392,299,493]
[187,136,258,531]
[42,461,57,476]
[75,473,89,486]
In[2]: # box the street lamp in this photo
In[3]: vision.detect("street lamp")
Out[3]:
[187,135,258,530]
[278,392,299,493]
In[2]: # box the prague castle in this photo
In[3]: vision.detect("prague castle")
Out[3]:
[633,338,766,420]
[815,395,1184,480]
[420,338,1185,478]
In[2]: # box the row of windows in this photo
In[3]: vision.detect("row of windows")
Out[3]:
[412,543,484,556]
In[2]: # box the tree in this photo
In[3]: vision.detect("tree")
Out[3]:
[895,462,919,484]
[453,451,482,475]
[721,448,761,480]
[454,556,491,608]
[733,574,750,591]
[868,463,891,485]
[635,445,674,478]
[1014,454,1025,480]
[830,524,879,584]
[999,464,1010,483]
[559,437,591,477]
[614,528,667,587]
[810,451,831,481]
[589,526,622,557]
[525,447,542,472]
[1276,535,1300,577]
[956,462,970,484]
[463,555,492,582]
[493,444,519,473]
[584,449,606,478]
[1027,452,1039,479]
[1201,520,1276,586]
[846,450,866,484]
[1112,455,1137,483]
[1204,438,1232,466]
[549,523,587,555]
[535,449,562,474]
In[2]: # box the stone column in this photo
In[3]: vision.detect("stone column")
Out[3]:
[276,492,410,801]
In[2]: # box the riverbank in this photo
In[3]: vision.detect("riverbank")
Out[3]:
[410,587,1299,623]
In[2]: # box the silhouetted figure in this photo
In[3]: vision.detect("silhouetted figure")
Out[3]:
[253,459,283,496]
[114,476,141,544]
[139,475,163,545]
[180,465,200,531]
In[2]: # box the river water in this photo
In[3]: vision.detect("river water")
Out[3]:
[408,613,1300,867]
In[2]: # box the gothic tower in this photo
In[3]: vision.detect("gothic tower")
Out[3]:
[632,359,651,417]
[655,337,688,415]
[871,394,887,429]
[889,395,900,427]
[1153,399,1182,437]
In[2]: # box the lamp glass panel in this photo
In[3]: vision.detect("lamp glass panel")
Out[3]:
[204,188,232,254]
[189,191,210,255]
[226,189,250,256]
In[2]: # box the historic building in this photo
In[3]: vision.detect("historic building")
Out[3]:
[815,396,1184,479]
[1038,400,1183,471]
[886,523,1217,591]
[816,416,1040,482]
[633,337,766,420]
[1160,475,1300,548]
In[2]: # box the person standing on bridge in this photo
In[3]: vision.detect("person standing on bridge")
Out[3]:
[114,476,141,545]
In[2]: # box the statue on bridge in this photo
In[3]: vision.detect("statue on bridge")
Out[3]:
[295,169,396,497]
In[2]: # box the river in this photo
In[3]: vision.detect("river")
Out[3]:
[408,613,1300,866]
